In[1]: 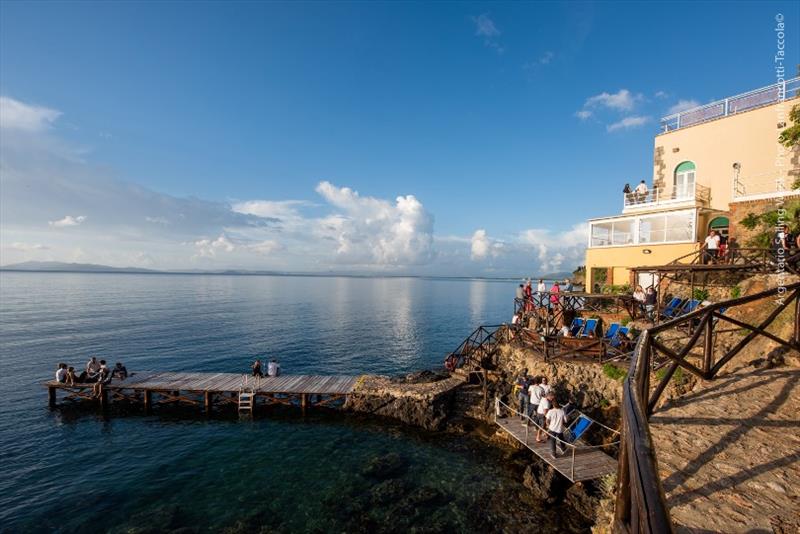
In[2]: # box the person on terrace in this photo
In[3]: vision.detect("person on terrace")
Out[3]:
[645,286,658,320]
[632,285,646,316]
[549,281,560,308]
[634,180,648,203]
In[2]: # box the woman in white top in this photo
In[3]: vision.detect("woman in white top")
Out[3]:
[540,377,551,396]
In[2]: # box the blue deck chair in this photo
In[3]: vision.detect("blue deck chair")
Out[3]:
[580,318,598,337]
[660,297,684,319]
[565,414,594,443]
[678,299,700,316]
[604,323,620,340]
[569,318,584,337]
[610,327,629,348]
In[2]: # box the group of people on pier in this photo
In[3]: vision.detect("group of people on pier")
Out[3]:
[515,278,573,313]
[251,358,281,377]
[54,357,128,397]
[513,371,568,459]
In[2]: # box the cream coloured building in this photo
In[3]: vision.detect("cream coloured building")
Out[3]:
[584,78,800,290]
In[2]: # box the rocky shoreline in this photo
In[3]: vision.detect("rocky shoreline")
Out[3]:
[344,355,623,533]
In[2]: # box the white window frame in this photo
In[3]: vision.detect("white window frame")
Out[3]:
[588,209,697,248]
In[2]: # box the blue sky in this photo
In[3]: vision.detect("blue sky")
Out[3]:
[1,1,798,274]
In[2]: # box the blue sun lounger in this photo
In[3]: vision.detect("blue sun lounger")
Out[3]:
[660,297,684,319]
[604,323,620,340]
[678,299,700,316]
[569,318,585,337]
[565,413,594,444]
[610,326,629,348]
[580,318,598,337]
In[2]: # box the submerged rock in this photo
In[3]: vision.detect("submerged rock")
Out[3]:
[361,452,408,480]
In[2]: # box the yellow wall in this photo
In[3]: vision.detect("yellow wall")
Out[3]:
[653,97,798,211]
[585,242,698,288]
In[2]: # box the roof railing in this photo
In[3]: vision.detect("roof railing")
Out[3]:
[660,77,800,133]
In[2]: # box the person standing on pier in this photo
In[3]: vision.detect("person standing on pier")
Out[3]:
[527,377,544,424]
[545,398,568,458]
[536,279,546,307]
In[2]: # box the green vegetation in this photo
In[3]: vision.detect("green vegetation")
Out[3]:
[730,285,742,299]
[598,398,610,408]
[655,366,686,385]
[778,103,800,148]
[620,316,631,326]
[693,288,709,301]
[603,363,627,381]
[738,200,800,247]
[601,283,631,295]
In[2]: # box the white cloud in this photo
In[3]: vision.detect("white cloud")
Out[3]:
[0,96,62,132]
[539,51,555,64]
[49,215,87,227]
[667,99,700,115]
[145,216,169,224]
[584,89,642,112]
[654,91,669,99]
[10,242,50,251]
[607,115,651,132]
[519,223,588,272]
[472,14,504,53]
[194,234,236,258]
[470,229,504,261]
[575,110,592,120]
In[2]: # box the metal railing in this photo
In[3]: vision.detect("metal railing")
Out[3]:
[614,282,800,533]
[660,77,800,133]
[496,398,620,482]
[623,183,710,210]
[733,170,800,201]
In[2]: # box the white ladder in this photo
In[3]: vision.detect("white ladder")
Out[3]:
[238,374,258,413]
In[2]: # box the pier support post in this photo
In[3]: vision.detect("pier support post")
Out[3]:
[144,390,152,414]
[301,393,308,414]
[99,387,108,410]
[49,386,56,407]
[204,391,213,414]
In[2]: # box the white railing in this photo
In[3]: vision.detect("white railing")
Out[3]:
[733,170,800,201]
[623,182,710,210]
[660,77,800,133]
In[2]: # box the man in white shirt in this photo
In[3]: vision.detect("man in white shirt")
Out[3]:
[535,394,551,443]
[527,378,544,422]
[536,279,547,306]
[634,180,649,203]
[267,359,280,377]
[703,230,720,264]
[545,398,569,458]
[56,363,68,383]
[86,357,100,374]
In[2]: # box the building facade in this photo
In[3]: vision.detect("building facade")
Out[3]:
[584,78,800,291]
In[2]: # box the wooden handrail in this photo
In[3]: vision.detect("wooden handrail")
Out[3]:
[615,281,800,533]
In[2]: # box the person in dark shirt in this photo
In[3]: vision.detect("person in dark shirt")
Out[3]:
[644,287,658,320]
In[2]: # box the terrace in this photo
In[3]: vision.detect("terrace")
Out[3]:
[623,181,710,213]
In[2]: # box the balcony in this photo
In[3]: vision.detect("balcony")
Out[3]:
[732,170,800,202]
[623,182,710,213]
[660,77,800,133]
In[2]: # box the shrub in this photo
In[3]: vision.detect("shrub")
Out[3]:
[693,288,709,301]
[730,285,742,299]
[655,366,686,385]
[603,363,626,381]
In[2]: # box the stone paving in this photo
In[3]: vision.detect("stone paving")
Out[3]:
[650,362,800,533]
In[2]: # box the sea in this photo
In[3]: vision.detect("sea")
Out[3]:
[0,272,579,533]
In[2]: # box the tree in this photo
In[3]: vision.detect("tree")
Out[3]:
[778,103,800,149]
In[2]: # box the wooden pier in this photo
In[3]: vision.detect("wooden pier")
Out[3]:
[46,371,361,413]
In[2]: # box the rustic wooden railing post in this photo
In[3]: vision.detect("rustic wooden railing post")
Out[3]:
[795,290,800,345]
[703,312,714,377]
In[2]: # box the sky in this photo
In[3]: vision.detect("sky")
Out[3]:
[1,1,798,276]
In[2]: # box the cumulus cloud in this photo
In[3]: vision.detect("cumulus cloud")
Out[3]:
[654,90,669,99]
[539,51,555,64]
[584,89,642,112]
[574,110,592,120]
[0,96,62,132]
[470,229,505,261]
[49,215,87,227]
[10,242,50,251]
[607,115,651,132]
[193,234,236,258]
[668,99,700,114]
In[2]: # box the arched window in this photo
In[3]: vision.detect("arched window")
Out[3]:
[674,161,696,199]
[709,216,729,241]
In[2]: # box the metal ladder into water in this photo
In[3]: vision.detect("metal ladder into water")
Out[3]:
[238,374,258,413]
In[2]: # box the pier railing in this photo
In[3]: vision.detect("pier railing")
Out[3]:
[614,281,800,533]
[446,324,511,374]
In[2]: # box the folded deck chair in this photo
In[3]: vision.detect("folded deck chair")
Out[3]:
[610,327,629,348]
[604,323,620,340]
[565,413,594,444]
[569,318,584,337]
[678,299,700,316]
[580,318,598,337]
[660,297,683,319]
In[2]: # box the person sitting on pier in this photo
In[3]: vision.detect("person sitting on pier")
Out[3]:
[252,359,263,377]
[85,356,100,377]
[545,397,569,458]
[92,366,112,398]
[267,359,281,377]
[56,363,68,383]
[535,392,552,443]
[112,362,128,380]
[66,366,78,385]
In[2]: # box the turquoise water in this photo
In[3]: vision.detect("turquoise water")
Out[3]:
[0,272,580,533]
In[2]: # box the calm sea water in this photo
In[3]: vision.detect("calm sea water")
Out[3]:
[0,272,573,533]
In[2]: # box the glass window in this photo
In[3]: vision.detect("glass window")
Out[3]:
[666,212,694,241]
[638,214,665,243]
[591,222,612,247]
[612,219,635,245]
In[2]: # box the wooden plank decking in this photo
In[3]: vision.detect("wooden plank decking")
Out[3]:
[46,371,359,395]
[495,415,617,482]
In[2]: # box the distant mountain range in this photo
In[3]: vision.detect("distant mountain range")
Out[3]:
[0,261,574,281]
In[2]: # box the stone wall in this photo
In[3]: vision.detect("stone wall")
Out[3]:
[728,193,800,245]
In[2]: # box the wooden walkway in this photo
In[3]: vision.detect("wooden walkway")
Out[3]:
[46,371,361,412]
[495,415,617,482]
